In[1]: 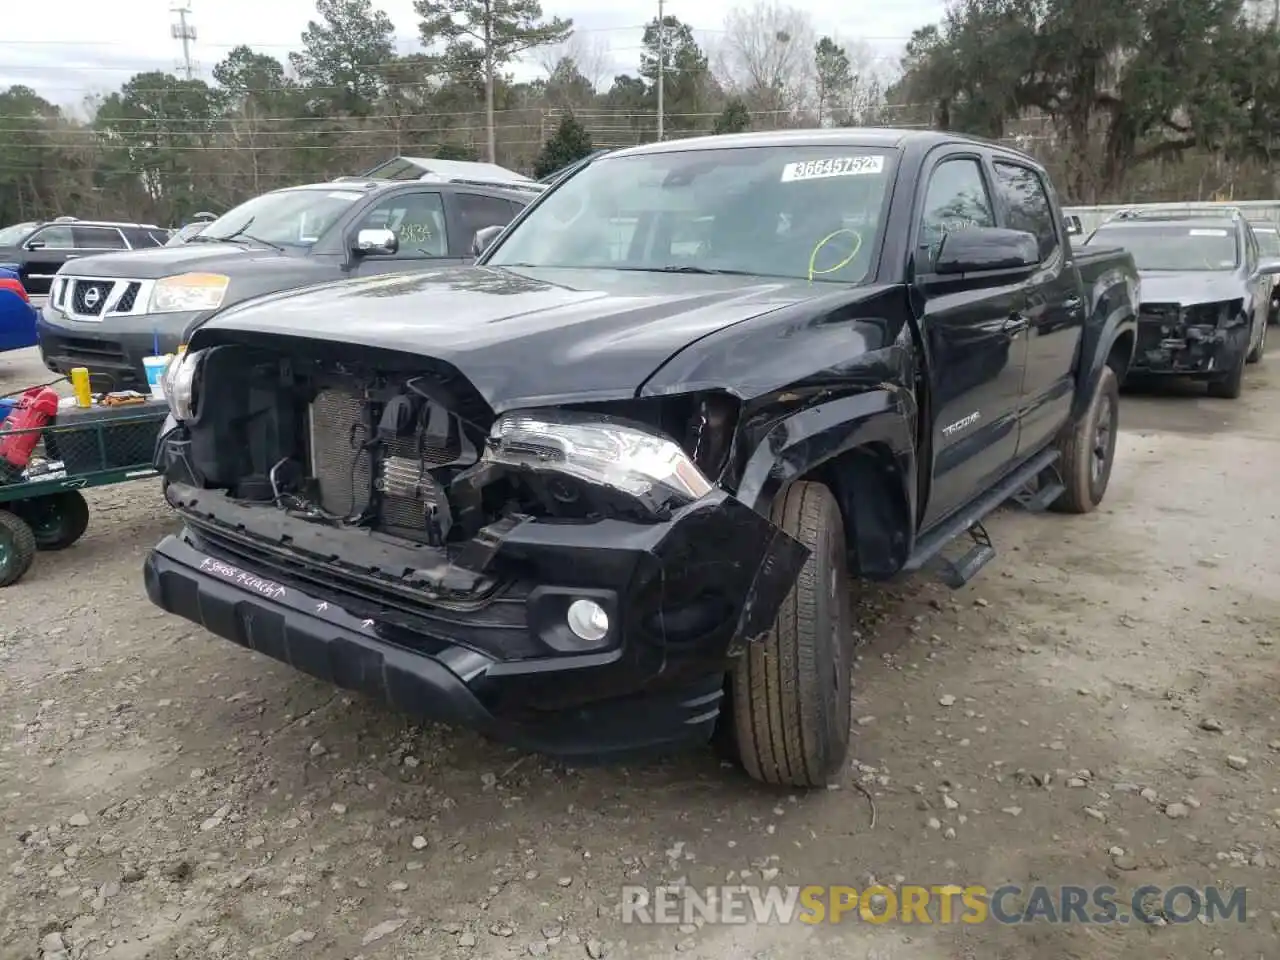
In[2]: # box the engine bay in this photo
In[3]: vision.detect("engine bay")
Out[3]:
[171,342,739,552]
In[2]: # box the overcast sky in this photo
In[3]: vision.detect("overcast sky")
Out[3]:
[0,0,943,110]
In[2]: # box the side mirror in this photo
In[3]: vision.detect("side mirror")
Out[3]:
[932,227,1039,277]
[472,224,505,257]
[1255,257,1280,277]
[353,228,397,257]
[25,240,45,251]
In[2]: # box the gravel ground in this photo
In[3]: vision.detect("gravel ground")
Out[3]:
[1,345,1278,960]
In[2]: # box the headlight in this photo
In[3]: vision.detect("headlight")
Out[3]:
[148,273,229,314]
[485,409,713,508]
[161,349,204,421]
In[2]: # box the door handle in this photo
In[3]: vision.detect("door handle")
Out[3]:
[1003,314,1029,334]
[1062,296,1082,310]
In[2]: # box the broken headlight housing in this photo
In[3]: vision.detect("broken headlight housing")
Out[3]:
[485,409,714,511]
[1182,302,1235,328]
[161,348,205,421]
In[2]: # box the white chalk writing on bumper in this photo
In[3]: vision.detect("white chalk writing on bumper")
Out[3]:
[199,557,287,600]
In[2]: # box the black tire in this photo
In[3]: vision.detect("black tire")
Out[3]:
[16,491,90,551]
[1050,365,1119,515]
[0,510,37,587]
[729,481,854,787]
[1208,340,1247,399]
[1247,320,1266,364]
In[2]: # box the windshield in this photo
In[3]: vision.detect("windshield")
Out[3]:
[1087,223,1239,271]
[198,187,364,247]
[0,222,36,247]
[486,145,897,283]
[1254,227,1280,257]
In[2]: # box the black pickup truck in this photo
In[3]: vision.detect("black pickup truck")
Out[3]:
[144,130,1138,788]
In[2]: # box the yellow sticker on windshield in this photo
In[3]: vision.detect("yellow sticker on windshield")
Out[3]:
[781,156,884,182]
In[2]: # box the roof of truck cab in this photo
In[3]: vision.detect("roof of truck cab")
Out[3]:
[606,128,1039,162]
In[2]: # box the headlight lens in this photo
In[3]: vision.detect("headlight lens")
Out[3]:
[485,409,713,508]
[149,273,229,314]
[161,349,204,421]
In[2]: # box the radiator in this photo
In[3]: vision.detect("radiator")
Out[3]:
[309,387,372,516]
[308,386,460,532]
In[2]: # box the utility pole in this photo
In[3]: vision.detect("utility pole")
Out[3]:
[656,0,665,141]
[170,3,197,81]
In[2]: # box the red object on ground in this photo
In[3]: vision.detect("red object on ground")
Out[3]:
[0,386,59,473]
[0,277,29,302]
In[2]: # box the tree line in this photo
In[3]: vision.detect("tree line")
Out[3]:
[1,0,1278,228]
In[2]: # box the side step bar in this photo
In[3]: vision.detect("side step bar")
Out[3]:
[904,446,1062,588]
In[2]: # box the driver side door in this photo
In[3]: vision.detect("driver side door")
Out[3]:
[348,190,463,277]
[915,153,1030,529]
[19,224,76,297]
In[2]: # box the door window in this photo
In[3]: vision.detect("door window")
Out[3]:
[72,226,127,249]
[919,158,996,268]
[993,162,1059,261]
[456,193,518,241]
[357,192,448,257]
[26,225,75,249]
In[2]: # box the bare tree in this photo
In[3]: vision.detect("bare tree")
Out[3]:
[716,1,816,121]
[534,32,614,92]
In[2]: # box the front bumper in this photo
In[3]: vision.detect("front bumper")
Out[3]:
[37,306,199,388]
[145,481,808,759]
[1132,318,1241,377]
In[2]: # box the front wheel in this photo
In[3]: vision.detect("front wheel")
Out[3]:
[1050,365,1120,514]
[1247,320,1267,364]
[728,481,854,787]
[1208,339,1248,399]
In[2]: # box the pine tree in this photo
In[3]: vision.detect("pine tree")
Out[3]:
[532,113,593,179]
[712,99,752,135]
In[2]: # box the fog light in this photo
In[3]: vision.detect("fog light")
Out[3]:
[566,599,609,643]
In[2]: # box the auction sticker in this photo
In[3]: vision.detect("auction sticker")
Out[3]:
[781,156,884,182]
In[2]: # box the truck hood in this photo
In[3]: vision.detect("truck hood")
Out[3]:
[196,265,871,413]
[1139,271,1245,307]
[57,241,308,280]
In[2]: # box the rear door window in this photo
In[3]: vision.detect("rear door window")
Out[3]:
[72,226,127,250]
[993,162,1060,261]
[456,193,520,241]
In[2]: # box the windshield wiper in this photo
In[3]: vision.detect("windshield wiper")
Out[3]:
[205,217,286,253]
[614,265,783,278]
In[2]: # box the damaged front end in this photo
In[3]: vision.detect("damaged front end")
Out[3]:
[144,340,807,757]
[1133,300,1244,376]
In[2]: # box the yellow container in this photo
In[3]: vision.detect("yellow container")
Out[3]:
[70,367,93,408]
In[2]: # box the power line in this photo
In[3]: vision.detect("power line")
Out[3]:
[0,101,971,133]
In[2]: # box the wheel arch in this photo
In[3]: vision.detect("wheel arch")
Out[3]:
[735,390,917,579]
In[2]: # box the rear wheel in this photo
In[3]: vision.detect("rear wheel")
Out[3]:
[729,481,854,787]
[0,510,37,587]
[1051,365,1119,514]
[16,490,90,551]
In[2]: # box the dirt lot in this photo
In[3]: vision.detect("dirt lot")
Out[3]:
[0,346,1278,960]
